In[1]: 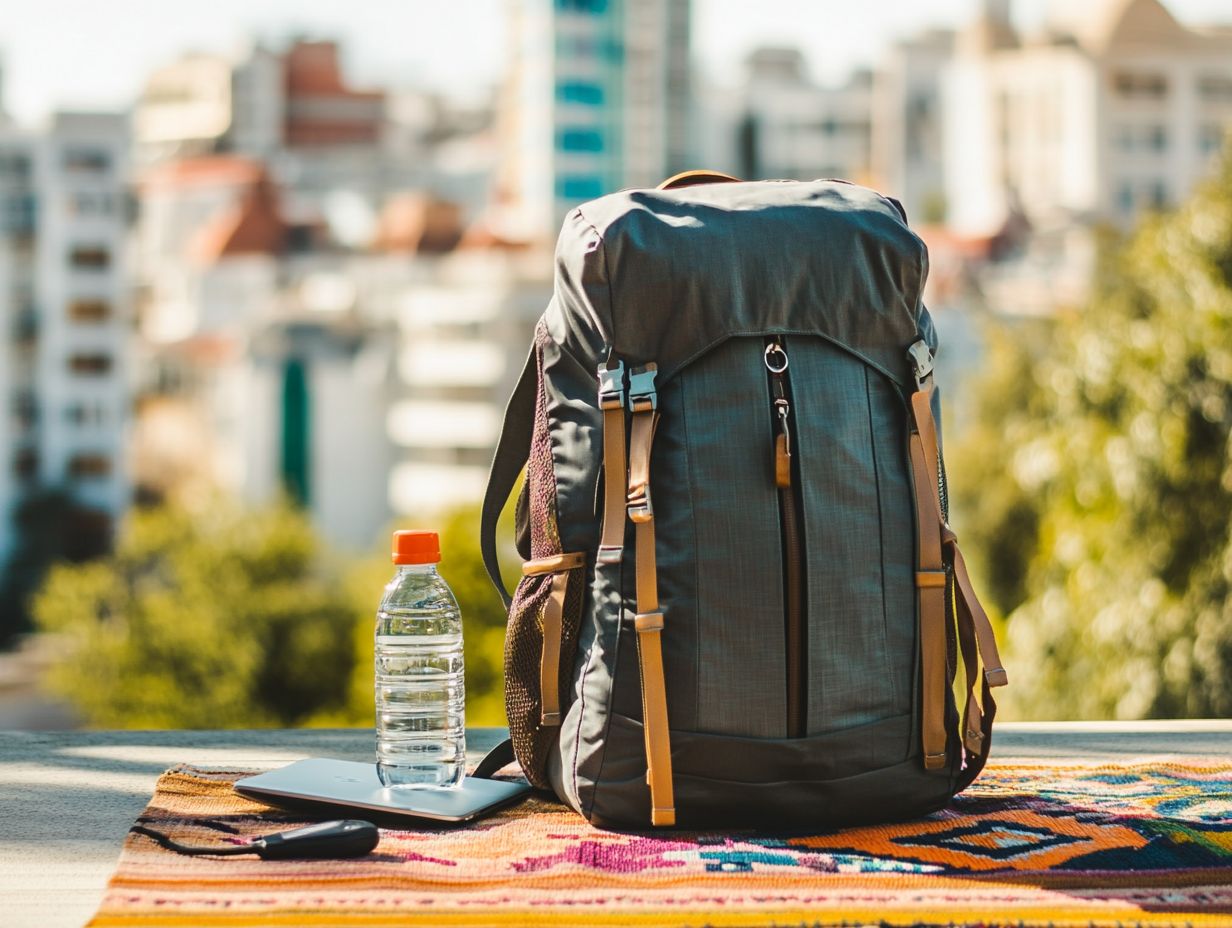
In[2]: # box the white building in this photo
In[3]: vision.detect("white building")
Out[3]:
[872,29,954,224]
[133,153,549,548]
[733,48,873,184]
[376,250,550,518]
[945,0,1232,237]
[133,40,498,241]
[498,0,692,241]
[0,112,130,566]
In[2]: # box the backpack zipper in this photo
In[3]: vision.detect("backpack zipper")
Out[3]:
[765,339,807,738]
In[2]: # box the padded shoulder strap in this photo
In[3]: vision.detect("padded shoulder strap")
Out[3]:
[481,343,538,609]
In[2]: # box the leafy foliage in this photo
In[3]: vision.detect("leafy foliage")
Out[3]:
[34,497,517,729]
[35,500,357,727]
[0,489,111,645]
[951,152,1232,719]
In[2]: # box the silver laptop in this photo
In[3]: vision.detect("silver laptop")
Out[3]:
[234,758,531,824]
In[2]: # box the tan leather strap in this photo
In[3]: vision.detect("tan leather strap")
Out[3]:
[909,424,949,771]
[626,366,675,827]
[538,569,571,726]
[909,371,1007,775]
[910,386,943,515]
[950,537,1008,689]
[946,528,1008,755]
[598,362,627,565]
[657,170,741,190]
[522,551,586,576]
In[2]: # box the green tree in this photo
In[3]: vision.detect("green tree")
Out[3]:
[951,152,1232,719]
[35,499,358,727]
[35,497,518,729]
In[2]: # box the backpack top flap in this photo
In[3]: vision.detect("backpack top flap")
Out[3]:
[543,178,930,387]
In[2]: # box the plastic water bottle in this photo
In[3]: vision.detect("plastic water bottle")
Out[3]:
[375,530,466,788]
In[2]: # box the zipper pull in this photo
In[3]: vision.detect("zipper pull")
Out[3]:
[764,341,792,489]
[774,399,792,488]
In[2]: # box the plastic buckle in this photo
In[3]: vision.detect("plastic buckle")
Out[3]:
[907,340,934,390]
[628,488,653,523]
[634,610,664,633]
[627,364,658,413]
[598,360,626,410]
[597,545,623,565]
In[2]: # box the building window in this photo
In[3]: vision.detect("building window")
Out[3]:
[557,81,604,106]
[2,193,37,235]
[68,192,113,217]
[557,176,605,201]
[558,129,604,152]
[1200,124,1226,156]
[1116,181,1135,215]
[68,453,111,478]
[68,299,111,323]
[1197,74,1232,102]
[65,402,105,425]
[13,391,37,428]
[68,246,110,270]
[1113,124,1169,153]
[556,0,607,11]
[69,353,112,375]
[63,147,111,173]
[12,306,37,346]
[0,151,31,181]
[1113,72,1168,99]
[1150,180,1169,210]
[13,448,38,480]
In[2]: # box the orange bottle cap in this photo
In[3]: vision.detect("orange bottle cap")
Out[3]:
[392,530,441,565]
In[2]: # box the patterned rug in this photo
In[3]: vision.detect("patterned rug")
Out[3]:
[89,758,1232,927]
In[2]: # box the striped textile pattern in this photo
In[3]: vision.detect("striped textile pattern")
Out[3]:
[89,758,1232,927]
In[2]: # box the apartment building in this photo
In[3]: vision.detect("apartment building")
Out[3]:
[134,40,386,164]
[871,29,954,224]
[133,39,496,234]
[945,0,1232,237]
[133,152,546,549]
[498,0,693,241]
[734,47,873,184]
[0,112,129,567]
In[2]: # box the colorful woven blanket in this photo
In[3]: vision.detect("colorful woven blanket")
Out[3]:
[89,758,1232,927]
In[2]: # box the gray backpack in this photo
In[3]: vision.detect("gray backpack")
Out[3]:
[477,172,1008,829]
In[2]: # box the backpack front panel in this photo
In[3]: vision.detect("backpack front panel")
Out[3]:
[525,182,979,827]
[573,337,956,827]
[789,335,918,733]
[610,336,790,738]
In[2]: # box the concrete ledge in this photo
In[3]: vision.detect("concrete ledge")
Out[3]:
[2,723,1228,928]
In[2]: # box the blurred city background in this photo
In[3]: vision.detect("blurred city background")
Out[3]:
[0,0,1230,729]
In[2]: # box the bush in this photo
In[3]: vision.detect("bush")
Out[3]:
[950,151,1232,719]
[34,498,517,728]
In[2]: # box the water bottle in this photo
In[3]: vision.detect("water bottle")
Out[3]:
[375,530,466,788]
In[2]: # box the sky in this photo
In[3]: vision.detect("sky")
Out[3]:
[1,0,1231,123]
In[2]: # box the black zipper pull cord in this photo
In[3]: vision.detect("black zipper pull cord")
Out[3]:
[130,820,380,859]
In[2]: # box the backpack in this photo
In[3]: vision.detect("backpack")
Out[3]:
[475,172,1008,829]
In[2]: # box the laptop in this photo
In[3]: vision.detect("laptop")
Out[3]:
[234,758,532,825]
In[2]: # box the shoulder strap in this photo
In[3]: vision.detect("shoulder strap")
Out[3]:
[481,343,538,609]
[472,738,517,780]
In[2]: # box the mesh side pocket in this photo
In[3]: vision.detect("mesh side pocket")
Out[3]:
[502,325,588,788]
[504,566,585,788]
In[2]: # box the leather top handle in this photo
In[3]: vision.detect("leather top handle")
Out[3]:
[657,170,742,190]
